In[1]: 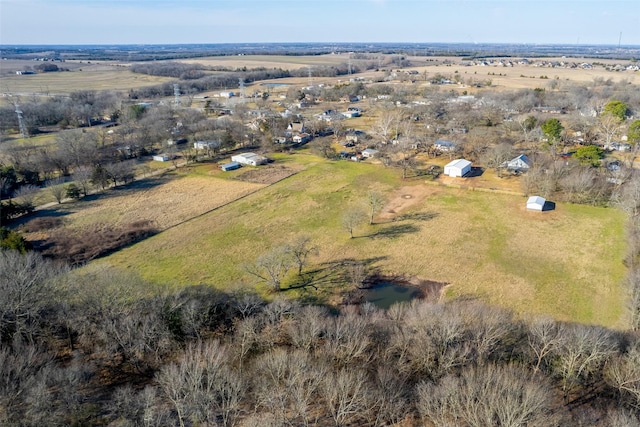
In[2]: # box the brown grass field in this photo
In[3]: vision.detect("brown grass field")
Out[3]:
[0,61,171,97]
[23,168,267,240]
[93,153,626,328]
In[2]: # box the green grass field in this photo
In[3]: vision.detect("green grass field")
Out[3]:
[100,152,627,328]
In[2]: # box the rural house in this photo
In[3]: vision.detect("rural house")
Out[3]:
[444,159,472,177]
[502,154,532,172]
[434,139,457,152]
[362,148,379,159]
[194,140,221,150]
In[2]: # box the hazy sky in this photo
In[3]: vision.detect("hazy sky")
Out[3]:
[1,0,639,45]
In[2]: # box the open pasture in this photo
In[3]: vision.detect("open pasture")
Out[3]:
[0,62,171,96]
[24,167,267,238]
[178,53,353,70]
[100,152,627,328]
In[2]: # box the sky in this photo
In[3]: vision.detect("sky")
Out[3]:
[1,0,639,46]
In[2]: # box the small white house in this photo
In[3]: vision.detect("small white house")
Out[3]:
[526,196,546,211]
[361,148,379,159]
[231,152,267,166]
[194,140,221,150]
[444,159,472,177]
[153,154,170,162]
[434,139,457,152]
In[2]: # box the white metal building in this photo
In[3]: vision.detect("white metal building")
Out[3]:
[526,196,546,211]
[231,152,267,166]
[443,159,472,177]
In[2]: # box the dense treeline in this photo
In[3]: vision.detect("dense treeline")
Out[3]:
[1,249,639,426]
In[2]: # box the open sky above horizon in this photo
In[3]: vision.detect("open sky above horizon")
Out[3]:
[1,0,639,46]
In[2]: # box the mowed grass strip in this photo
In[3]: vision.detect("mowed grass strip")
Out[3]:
[101,154,627,328]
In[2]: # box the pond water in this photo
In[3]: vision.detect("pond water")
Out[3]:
[362,282,422,309]
[261,83,290,88]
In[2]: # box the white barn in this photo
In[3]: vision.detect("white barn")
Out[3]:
[444,159,472,177]
[231,152,267,166]
[526,196,546,211]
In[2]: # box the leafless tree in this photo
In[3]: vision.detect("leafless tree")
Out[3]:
[72,165,94,196]
[552,323,617,400]
[371,109,403,145]
[287,305,327,352]
[527,316,563,374]
[0,251,67,343]
[416,364,556,427]
[481,142,513,177]
[246,245,295,292]
[286,235,318,276]
[342,207,366,239]
[253,348,326,426]
[13,184,40,207]
[157,340,244,427]
[606,340,640,410]
[597,112,623,146]
[45,177,66,204]
[321,367,373,426]
[103,160,136,186]
[324,308,372,366]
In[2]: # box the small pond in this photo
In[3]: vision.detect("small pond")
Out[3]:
[261,83,290,88]
[361,282,422,309]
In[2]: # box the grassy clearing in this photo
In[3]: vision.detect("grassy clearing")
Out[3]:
[100,152,627,328]
[0,67,171,95]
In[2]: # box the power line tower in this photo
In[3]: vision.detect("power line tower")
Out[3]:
[173,83,181,107]
[239,77,246,103]
[14,102,28,138]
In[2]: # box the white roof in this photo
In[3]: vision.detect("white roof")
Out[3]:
[527,196,545,205]
[445,159,471,169]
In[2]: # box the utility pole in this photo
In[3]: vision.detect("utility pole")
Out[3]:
[173,83,180,107]
[14,102,28,138]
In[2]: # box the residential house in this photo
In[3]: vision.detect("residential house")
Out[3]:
[502,154,532,173]
[434,139,457,152]
[362,148,379,159]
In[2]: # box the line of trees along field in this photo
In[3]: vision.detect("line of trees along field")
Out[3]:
[1,249,640,426]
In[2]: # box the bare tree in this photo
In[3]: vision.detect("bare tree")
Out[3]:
[371,109,403,145]
[246,245,295,292]
[0,251,67,343]
[527,316,562,374]
[552,323,616,400]
[286,235,318,276]
[606,340,640,410]
[321,367,373,426]
[416,364,556,427]
[366,191,386,225]
[597,112,623,147]
[45,177,66,204]
[342,208,366,239]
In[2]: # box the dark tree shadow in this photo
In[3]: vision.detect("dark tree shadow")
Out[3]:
[284,256,388,294]
[394,212,439,222]
[368,223,421,239]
